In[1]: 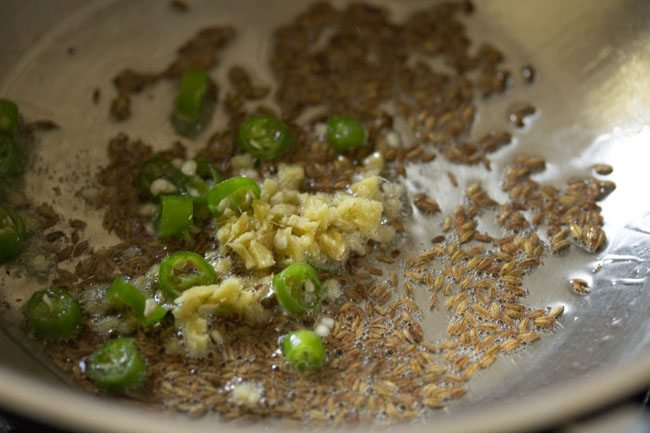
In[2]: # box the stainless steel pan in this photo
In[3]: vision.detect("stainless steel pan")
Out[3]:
[1,0,650,432]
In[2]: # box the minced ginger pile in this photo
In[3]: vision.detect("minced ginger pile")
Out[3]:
[173,164,403,355]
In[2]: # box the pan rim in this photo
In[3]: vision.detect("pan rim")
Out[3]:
[0,350,648,433]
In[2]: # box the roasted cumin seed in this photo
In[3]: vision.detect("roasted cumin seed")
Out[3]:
[413,193,441,215]
[569,278,590,295]
[509,104,536,128]
[592,164,613,175]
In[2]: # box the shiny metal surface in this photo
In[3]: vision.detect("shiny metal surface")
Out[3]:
[1,0,650,432]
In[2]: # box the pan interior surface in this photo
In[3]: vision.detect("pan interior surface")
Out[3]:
[0,0,650,432]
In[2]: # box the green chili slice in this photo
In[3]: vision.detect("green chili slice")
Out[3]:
[173,69,216,137]
[24,287,81,341]
[273,263,322,316]
[281,329,326,371]
[107,277,167,327]
[235,115,294,160]
[206,176,260,216]
[325,116,367,152]
[0,205,25,262]
[0,99,19,136]
[138,156,187,198]
[0,133,23,179]
[191,196,211,223]
[157,195,193,238]
[158,252,217,300]
[86,338,148,392]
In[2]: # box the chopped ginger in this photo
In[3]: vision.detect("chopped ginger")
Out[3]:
[173,165,402,355]
[172,278,270,356]
[216,165,399,270]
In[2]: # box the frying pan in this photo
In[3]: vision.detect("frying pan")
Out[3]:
[1,0,650,432]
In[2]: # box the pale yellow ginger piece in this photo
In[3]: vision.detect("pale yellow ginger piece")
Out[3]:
[173,278,269,356]
[350,175,381,200]
[273,227,291,251]
[230,381,264,408]
[285,232,309,263]
[277,164,304,190]
[217,213,276,270]
[252,200,271,221]
[285,213,320,236]
[217,165,398,270]
[302,195,334,229]
[318,228,346,260]
[332,196,383,238]
[270,189,301,206]
[260,178,279,201]
[347,173,403,219]
[269,202,299,216]
[229,233,276,269]
[361,152,384,175]
[183,317,209,357]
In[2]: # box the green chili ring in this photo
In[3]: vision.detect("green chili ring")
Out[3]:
[325,115,367,152]
[86,338,148,392]
[107,277,167,327]
[172,69,216,137]
[0,133,23,179]
[272,263,322,316]
[281,329,326,371]
[0,205,25,262]
[157,194,193,239]
[236,115,294,160]
[206,176,260,216]
[158,251,217,301]
[24,287,82,341]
